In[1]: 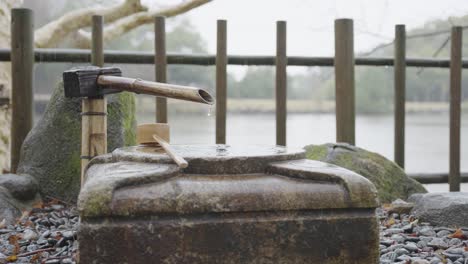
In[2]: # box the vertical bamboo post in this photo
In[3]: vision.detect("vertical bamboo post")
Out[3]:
[394,25,406,168]
[449,26,462,192]
[216,20,227,144]
[155,16,168,123]
[334,19,355,145]
[276,21,287,146]
[10,8,34,173]
[81,15,107,185]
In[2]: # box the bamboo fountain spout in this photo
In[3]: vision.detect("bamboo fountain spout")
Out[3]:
[63,66,215,184]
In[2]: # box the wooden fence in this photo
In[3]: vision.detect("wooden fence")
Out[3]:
[4,8,466,190]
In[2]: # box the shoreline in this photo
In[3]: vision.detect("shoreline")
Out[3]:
[135,97,468,115]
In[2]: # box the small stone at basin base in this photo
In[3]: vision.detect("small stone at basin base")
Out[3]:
[409,192,468,227]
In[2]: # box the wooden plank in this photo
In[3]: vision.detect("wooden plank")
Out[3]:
[155,16,168,123]
[216,20,227,144]
[334,19,355,145]
[394,25,406,168]
[10,8,34,173]
[449,26,462,192]
[81,15,107,185]
[276,21,287,146]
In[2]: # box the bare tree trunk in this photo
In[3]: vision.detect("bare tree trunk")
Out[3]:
[0,0,23,172]
[38,0,211,49]
[35,0,147,48]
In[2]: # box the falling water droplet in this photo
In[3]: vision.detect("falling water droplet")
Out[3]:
[216,144,229,156]
[207,106,212,116]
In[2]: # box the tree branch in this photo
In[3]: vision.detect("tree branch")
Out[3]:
[75,0,212,49]
[34,0,147,48]
[361,25,468,57]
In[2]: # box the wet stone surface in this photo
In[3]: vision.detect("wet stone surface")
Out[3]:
[0,199,78,264]
[111,144,306,174]
[79,145,380,263]
[378,206,468,264]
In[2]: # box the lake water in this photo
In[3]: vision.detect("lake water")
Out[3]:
[138,111,468,192]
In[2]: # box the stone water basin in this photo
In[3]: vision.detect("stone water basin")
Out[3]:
[78,145,379,264]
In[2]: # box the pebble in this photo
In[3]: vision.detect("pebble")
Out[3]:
[22,228,38,240]
[385,228,405,235]
[449,238,462,246]
[403,242,418,252]
[381,251,397,262]
[436,230,451,237]
[427,237,449,249]
[418,227,437,237]
[391,234,405,243]
[412,259,430,264]
[381,239,394,246]
[394,247,409,256]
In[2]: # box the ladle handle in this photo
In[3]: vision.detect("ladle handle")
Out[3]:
[152,134,188,169]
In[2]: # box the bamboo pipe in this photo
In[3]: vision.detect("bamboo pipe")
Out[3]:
[152,134,188,168]
[98,75,214,105]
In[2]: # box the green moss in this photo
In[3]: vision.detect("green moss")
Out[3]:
[304,145,328,160]
[305,143,427,203]
[119,92,136,146]
[81,189,113,217]
[107,92,136,149]
[46,93,82,201]
[0,133,8,145]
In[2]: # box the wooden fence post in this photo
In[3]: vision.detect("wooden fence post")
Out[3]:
[216,20,227,144]
[10,8,34,173]
[394,25,406,168]
[276,21,287,146]
[81,15,106,185]
[155,16,168,123]
[449,26,462,192]
[334,19,355,145]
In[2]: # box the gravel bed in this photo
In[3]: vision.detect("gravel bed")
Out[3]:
[0,199,78,264]
[378,207,468,264]
[1,199,467,264]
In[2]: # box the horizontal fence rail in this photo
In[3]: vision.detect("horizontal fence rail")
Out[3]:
[410,173,468,184]
[1,48,468,68]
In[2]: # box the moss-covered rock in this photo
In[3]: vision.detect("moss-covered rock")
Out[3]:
[17,82,136,202]
[304,143,427,203]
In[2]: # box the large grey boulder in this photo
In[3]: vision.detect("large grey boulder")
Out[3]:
[0,173,38,201]
[409,192,468,227]
[17,82,136,202]
[304,143,427,203]
[0,174,40,224]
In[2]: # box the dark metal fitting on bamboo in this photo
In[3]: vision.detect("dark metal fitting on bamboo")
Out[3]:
[63,66,214,105]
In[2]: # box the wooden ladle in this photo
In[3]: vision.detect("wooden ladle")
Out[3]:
[152,134,188,168]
